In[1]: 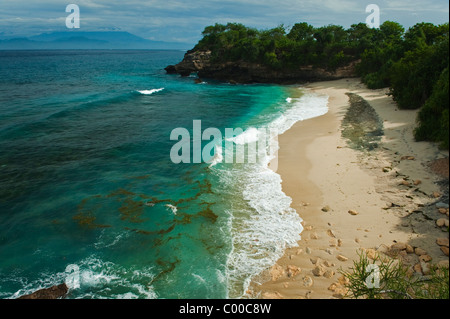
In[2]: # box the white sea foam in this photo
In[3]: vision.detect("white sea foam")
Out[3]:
[226,127,261,145]
[73,257,157,299]
[270,92,329,135]
[209,144,224,168]
[218,89,329,298]
[116,292,139,299]
[165,204,178,215]
[192,273,207,284]
[8,256,158,299]
[94,229,131,249]
[137,88,164,95]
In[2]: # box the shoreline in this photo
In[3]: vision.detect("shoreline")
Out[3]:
[249,78,449,299]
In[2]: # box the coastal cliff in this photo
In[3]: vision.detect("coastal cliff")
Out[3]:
[165,50,359,84]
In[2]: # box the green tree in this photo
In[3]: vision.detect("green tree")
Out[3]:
[357,21,408,89]
[287,22,315,42]
[389,37,449,110]
[314,24,347,46]
[404,22,449,50]
[415,66,450,149]
[379,21,405,42]
[347,23,378,55]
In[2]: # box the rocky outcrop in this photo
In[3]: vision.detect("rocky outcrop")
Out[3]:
[166,50,213,77]
[18,283,69,299]
[165,50,359,84]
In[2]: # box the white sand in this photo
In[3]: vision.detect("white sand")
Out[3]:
[248,78,449,299]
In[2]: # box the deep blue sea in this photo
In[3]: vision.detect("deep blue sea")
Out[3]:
[0,50,328,299]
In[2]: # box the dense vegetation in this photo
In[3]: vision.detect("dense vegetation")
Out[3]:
[193,21,449,149]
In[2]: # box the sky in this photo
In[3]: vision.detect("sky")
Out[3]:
[0,0,449,44]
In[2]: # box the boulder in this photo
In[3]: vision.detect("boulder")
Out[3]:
[413,263,422,274]
[405,244,414,254]
[333,287,349,299]
[262,292,283,299]
[310,232,319,240]
[312,264,326,277]
[338,275,350,286]
[436,238,449,247]
[322,206,331,212]
[323,269,335,279]
[436,202,449,209]
[366,248,378,260]
[419,255,432,262]
[329,238,338,247]
[328,283,338,291]
[436,218,447,227]
[164,65,178,74]
[18,283,68,299]
[287,265,302,278]
[391,242,407,251]
[302,276,314,287]
[270,264,286,281]
[327,229,336,238]
[420,261,431,275]
[414,247,427,256]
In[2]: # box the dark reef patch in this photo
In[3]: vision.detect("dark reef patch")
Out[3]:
[342,93,384,151]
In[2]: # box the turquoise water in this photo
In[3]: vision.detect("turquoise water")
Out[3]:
[0,50,328,299]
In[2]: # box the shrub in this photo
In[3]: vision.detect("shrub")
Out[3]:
[340,249,449,299]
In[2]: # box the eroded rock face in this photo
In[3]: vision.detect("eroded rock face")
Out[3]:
[165,50,359,84]
[165,50,212,77]
[18,283,69,299]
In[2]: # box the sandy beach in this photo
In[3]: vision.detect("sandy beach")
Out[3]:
[249,78,449,299]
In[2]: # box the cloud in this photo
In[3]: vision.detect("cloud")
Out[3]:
[0,0,448,43]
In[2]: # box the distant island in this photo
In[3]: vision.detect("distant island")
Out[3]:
[166,21,449,149]
[0,31,192,50]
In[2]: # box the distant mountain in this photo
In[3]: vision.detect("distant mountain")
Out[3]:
[0,31,192,50]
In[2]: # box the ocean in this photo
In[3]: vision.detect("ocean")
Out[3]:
[0,50,328,299]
